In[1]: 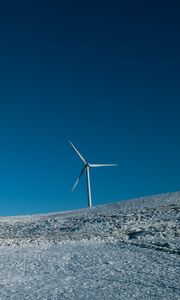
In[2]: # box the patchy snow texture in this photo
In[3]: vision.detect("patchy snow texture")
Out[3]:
[0,191,179,299]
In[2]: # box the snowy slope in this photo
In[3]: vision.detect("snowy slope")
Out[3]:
[0,192,179,299]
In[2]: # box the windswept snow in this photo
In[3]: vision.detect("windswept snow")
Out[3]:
[0,192,179,299]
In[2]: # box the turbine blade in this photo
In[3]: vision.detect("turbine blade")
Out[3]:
[69,141,87,164]
[71,166,86,192]
[89,164,118,167]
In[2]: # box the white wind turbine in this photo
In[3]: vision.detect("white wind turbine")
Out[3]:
[69,141,118,207]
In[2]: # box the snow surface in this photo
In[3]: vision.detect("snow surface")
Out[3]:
[0,192,179,299]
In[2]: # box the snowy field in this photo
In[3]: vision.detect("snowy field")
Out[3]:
[0,192,179,299]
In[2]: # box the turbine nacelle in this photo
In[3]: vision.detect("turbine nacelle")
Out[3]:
[69,141,118,207]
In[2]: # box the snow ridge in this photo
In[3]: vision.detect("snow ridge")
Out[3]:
[0,191,179,299]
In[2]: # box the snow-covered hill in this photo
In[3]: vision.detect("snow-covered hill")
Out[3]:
[0,192,179,299]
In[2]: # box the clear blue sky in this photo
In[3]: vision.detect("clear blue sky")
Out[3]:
[0,1,180,216]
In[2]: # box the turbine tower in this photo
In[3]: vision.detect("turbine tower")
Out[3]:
[69,141,118,207]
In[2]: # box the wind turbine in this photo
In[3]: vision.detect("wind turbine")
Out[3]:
[69,141,118,208]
